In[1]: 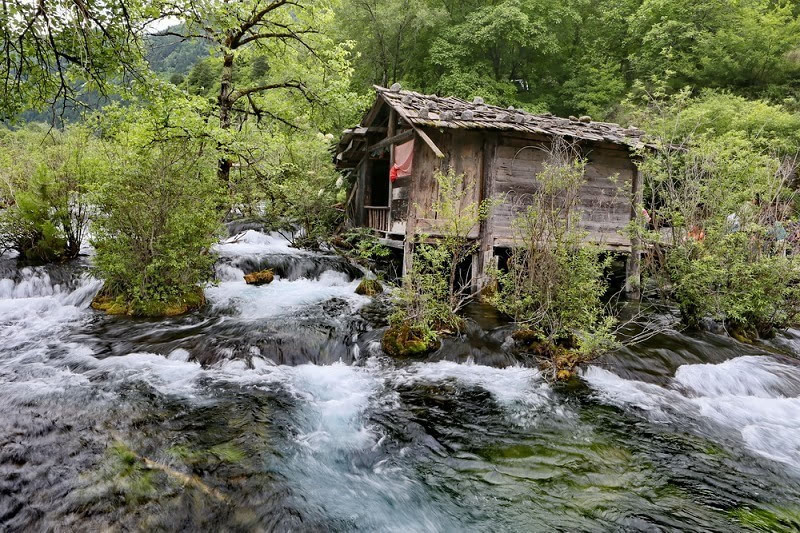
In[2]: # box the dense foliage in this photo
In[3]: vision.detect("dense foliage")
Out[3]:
[634,91,800,337]
[335,0,800,118]
[0,125,104,261]
[492,139,616,357]
[91,106,222,316]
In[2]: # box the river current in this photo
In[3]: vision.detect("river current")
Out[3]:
[1,229,799,531]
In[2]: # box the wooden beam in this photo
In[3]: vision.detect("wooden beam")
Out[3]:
[367,129,414,153]
[387,99,445,158]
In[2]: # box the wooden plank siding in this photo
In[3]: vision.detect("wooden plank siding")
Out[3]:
[489,135,635,250]
[405,129,484,238]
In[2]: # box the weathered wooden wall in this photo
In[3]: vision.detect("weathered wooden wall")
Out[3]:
[405,129,484,238]
[490,135,635,249]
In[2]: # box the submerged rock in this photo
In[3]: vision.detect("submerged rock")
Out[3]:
[382,323,440,357]
[355,278,383,296]
[359,297,392,327]
[244,269,274,285]
[91,285,205,317]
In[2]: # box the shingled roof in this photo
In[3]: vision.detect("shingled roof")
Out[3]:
[335,85,652,167]
[375,85,647,146]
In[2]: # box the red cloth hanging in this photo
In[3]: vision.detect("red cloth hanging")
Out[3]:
[389,139,414,182]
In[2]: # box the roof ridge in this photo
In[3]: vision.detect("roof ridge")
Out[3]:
[372,85,649,148]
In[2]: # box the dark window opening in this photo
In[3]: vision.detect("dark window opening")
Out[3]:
[368,159,390,206]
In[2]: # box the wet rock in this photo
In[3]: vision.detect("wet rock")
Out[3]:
[511,328,541,346]
[91,285,205,317]
[244,269,274,285]
[381,323,440,357]
[359,297,392,327]
[355,279,383,296]
[699,317,726,335]
[321,297,349,315]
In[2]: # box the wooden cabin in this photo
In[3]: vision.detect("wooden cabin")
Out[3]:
[336,85,650,294]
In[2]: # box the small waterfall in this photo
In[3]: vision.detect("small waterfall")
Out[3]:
[585,355,800,470]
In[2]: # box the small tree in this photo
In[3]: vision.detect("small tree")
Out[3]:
[384,168,494,355]
[91,117,222,317]
[492,137,617,374]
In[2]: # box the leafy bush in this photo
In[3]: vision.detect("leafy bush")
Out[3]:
[91,118,222,316]
[636,93,800,337]
[225,130,346,247]
[492,137,617,358]
[0,125,103,262]
[389,168,495,343]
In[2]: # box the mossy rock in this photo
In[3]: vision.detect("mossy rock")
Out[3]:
[382,323,440,357]
[91,285,205,317]
[244,269,274,285]
[355,278,383,296]
[91,291,130,315]
[511,328,542,346]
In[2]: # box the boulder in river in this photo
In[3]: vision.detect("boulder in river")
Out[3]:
[355,278,383,296]
[244,269,274,285]
[382,323,440,357]
[91,285,205,317]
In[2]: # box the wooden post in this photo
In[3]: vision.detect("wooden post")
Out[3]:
[386,109,396,236]
[402,238,414,278]
[625,167,643,299]
[476,135,497,293]
[354,157,367,226]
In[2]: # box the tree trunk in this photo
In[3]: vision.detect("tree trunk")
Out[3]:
[217,52,235,187]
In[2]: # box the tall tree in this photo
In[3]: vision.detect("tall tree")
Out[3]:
[157,0,356,186]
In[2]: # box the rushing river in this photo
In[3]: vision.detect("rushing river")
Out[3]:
[1,228,800,532]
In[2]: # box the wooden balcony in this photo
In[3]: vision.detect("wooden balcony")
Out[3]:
[365,205,389,232]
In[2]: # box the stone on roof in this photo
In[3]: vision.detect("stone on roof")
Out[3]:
[373,85,649,149]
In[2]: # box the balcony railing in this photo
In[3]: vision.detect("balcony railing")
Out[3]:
[365,205,389,232]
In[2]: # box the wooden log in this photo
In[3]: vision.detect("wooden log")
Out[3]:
[366,129,414,154]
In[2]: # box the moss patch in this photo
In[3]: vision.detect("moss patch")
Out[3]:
[91,285,205,318]
[243,269,274,285]
[382,323,440,357]
[511,328,588,382]
[730,506,800,531]
[355,278,383,296]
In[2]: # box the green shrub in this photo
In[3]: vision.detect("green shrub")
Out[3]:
[0,125,103,262]
[388,168,494,342]
[91,123,222,316]
[636,93,800,337]
[492,137,617,358]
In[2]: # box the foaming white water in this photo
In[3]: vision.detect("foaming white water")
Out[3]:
[214,263,246,282]
[396,360,545,405]
[215,230,306,257]
[276,358,457,532]
[392,360,557,425]
[1,268,60,299]
[674,355,800,398]
[585,356,800,470]
[206,270,367,319]
[0,273,102,350]
[290,361,381,450]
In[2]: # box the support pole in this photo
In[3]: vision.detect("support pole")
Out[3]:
[625,168,643,299]
[402,239,414,278]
